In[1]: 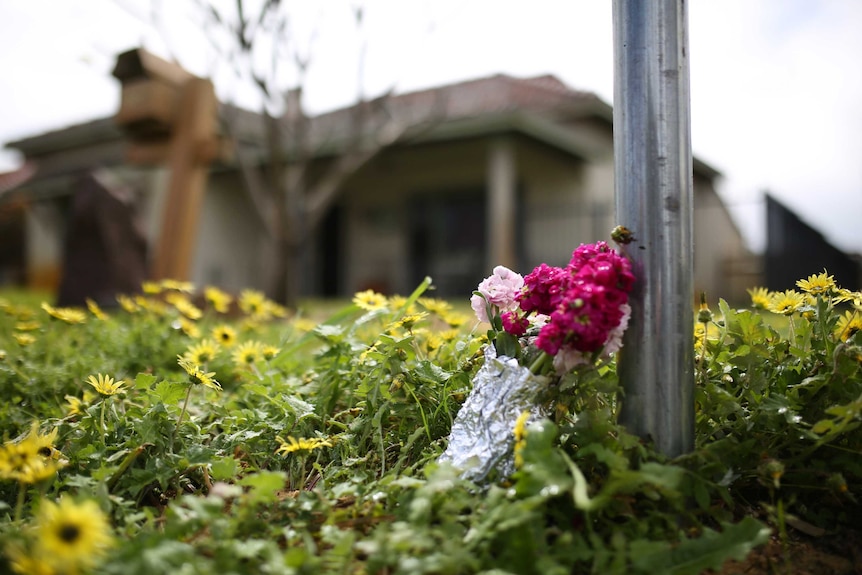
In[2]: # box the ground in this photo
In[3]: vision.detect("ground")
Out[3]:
[712,529,862,574]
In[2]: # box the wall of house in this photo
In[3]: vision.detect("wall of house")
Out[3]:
[332,136,607,297]
[25,201,65,292]
[314,130,753,304]
[516,142,599,269]
[190,171,269,293]
[691,174,756,303]
[337,139,488,296]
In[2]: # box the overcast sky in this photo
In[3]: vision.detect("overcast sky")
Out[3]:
[2,0,861,255]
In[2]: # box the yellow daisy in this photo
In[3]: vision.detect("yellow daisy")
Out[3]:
[204,286,233,314]
[184,339,220,365]
[178,317,201,338]
[832,288,862,307]
[353,289,388,311]
[14,320,40,331]
[27,423,60,460]
[260,344,280,361]
[177,357,222,391]
[423,332,443,353]
[160,279,195,293]
[796,271,835,296]
[6,545,57,575]
[239,289,268,317]
[418,297,452,316]
[747,287,771,309]
[65,395,85,417]
[86,374,126,396]
[14,333,35,347]
[232,340,263,367]
[135,296,168,316]
[441,312,469,328]
[439,329,462,343]
[40,302,86,325]
[274,435,332,456]
[835,310,862,342]
[165,293,203,320]
[116,294,140,314]
[767,290,806,316]
[0,425,64,484]
[393,312,428,332]
[85,299,109,320]
[141,281,162,294]
[212,325,238,347]
[265,300,288,318]
[33,497,113,573]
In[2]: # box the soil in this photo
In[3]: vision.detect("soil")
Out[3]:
[710,528,862,575]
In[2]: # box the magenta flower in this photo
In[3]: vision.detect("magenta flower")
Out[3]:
[518,263,568,315]
[496,241,633,373]
[501,311,530,337]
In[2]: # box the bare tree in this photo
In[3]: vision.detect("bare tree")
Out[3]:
[194,0,411,306]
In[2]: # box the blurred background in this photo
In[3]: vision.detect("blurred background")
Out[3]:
[1,0,860,307]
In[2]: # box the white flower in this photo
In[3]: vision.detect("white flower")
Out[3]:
[601,303,631,357]
[471,266,524,323]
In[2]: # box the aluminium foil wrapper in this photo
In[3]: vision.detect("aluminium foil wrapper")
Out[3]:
[438,345,549,484]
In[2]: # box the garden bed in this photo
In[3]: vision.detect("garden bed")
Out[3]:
[0,269,860,574]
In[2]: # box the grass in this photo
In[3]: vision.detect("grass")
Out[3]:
[0,278,859,574]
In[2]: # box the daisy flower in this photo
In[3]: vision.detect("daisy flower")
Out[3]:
[33,497,113,573]
[86,374,126,396]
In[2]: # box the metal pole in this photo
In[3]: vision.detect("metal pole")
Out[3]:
[613,0,694,456]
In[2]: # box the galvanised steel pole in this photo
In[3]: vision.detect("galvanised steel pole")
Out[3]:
[613,0,694,456]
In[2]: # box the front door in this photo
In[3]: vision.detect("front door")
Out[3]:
[409,191,486,298]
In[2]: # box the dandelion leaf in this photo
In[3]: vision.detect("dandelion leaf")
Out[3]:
[629,516,770,575]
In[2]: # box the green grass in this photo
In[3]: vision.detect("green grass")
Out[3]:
[0,281,859,574]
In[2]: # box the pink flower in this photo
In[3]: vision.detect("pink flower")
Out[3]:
[471,266,524,323]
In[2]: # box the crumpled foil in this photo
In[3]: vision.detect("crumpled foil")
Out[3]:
[438,345,549,483]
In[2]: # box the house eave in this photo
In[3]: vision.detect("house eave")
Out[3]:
[6,118,122,158]
[304,110,606,163]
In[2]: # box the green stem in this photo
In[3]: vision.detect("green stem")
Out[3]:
[529,351,551,375]
[107,444,152,493]
[13,481,26,522]
[99,398,107,439]
[173,385,194,444]
[698,321,709,385]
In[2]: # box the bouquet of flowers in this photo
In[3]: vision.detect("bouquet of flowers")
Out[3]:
[439,241,634,482]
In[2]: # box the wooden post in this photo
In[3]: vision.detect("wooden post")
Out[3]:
[613,0,695,456]
[150,78,218,281]
[112,48,221,282]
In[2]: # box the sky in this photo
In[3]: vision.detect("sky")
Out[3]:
[1,0,861,255]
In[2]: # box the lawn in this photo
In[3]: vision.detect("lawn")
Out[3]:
[0,270,860,574]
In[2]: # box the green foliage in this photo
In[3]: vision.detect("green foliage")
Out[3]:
[0,275,859,573]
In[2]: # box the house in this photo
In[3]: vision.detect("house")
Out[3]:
[1,72,755,303]
[764,194,860,291]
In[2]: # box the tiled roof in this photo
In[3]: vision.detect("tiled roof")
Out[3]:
[296,73,608,157]
[377,73,599,119]
[4,73,602,159]
[0,161,37,196]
